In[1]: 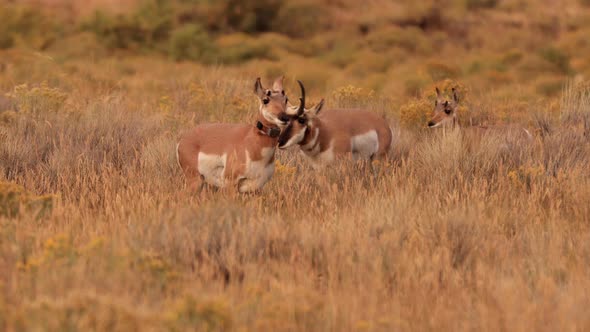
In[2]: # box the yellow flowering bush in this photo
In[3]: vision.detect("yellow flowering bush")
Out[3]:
[17,234,76,272]
[0,181,54,218]
[274,160,297,176]
[400,79,470,128]
[158,95,172,114]
[188,82,211,109]
[399,98,432,128]
[331,85,376,107]
[508,165,546,190]
[165,296,232,331]
[7,82,68,115]
[136,250,179,282]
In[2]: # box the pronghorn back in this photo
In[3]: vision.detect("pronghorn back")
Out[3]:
[177,123,277,192]
[176,76,306,193]
[278,105,393,165]
[318,109,392,156]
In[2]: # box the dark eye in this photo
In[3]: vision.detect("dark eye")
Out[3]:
[266,90,271,97]
[263,97,270,105]
[444,109,451,115]
[298,117,305,124]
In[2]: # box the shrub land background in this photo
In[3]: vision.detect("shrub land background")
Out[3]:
[1,0,590,330]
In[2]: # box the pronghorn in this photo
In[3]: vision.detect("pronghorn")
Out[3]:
[176,77,304,193]
[277,93,393,167]
[427,87,533,137]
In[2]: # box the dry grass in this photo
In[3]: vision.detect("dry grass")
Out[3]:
[1,0,590,330]
[1,69,589,330]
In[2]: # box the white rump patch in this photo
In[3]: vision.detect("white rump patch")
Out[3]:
[198,152,227,187]
[351,130,379,160]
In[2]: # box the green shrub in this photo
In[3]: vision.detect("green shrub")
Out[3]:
[273,1,328,38]
[536,77,565,97]
[169,24,217,62]
[219,0,282,34]
[321,38,359,68]
[500,49,524,66]
[215,33,278,64]
[0,4,60,49]
[367,26,431,55]
[83,11,144,50]
[465,0,499,10]
[82,0,173,50]
[538,47,572,74]
[426,61,461,81]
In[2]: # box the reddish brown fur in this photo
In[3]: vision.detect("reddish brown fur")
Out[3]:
[177,124,277,189]
[177,77,290,192]
[280,106,392,160]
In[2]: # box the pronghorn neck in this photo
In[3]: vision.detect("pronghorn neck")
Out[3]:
[255,116,281,138]
[299,118,322,153]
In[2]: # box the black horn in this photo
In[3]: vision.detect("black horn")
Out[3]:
[297,80,306,116]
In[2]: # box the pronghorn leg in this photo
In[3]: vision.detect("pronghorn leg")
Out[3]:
[197,177,207,195]
[187,174,206,194]
[369,154,380,179]
[236,178,263,196]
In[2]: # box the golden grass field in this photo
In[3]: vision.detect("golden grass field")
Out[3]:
[1,0,590,330]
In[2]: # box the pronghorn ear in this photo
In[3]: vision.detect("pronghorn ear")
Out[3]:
[254,77,265,98]
[435,87,441,98]
[272,75,284,94]
[310,99,325,116]
[452,88,459,103]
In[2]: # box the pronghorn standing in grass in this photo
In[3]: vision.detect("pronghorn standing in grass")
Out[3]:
[427,87,460,128]
[427,87,533,137]
[176,77,304,193]
[277,92,393,167]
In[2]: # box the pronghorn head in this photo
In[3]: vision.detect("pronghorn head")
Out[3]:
[428,87,459,128]
[254,76,291,128]
[278,82,325,149]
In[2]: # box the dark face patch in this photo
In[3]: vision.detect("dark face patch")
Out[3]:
[277,121,294,147]
[277,115,308,148]
[428,98,457,127]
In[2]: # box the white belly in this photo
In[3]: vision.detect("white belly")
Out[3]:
[350,130,379,160]
[238,148,275,193]
[197,152,227,187]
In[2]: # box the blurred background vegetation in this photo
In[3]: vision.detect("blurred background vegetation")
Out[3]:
[1,0,590,125]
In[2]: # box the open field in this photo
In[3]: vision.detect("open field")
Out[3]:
[1,0,590,330]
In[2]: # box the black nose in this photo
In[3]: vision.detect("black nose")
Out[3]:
[428,121,436,127]
[279,114,290,123]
